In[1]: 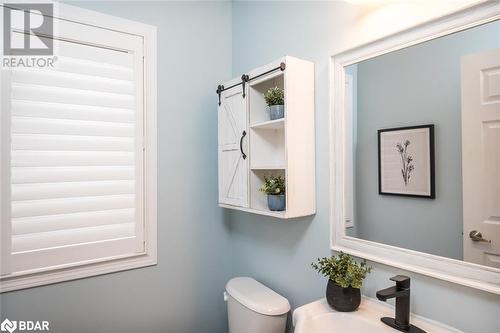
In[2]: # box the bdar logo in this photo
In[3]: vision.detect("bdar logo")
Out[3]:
[0,319,17,333]
[0,319,49,332]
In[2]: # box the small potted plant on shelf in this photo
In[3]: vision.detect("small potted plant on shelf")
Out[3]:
[259,175,286,211]
[263,86,284,120]
[311,252,372,312]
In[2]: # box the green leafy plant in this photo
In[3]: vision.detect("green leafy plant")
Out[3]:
[311,252,372,289]
[263,86,284,106]
[259,175,285,195]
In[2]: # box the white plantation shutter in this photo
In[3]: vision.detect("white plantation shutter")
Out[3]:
[1,14,147,275]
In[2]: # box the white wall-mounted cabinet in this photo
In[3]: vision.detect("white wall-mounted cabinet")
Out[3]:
[218,56,315,218]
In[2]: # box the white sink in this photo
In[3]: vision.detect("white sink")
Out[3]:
[296,312,395,332]
[293,298,463,333]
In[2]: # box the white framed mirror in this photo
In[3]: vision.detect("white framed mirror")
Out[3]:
[330,1,500,295]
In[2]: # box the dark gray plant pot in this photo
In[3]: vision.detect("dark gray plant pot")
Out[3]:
[267,194,285,211]
[326,280,361,312]
[269,105,284,120]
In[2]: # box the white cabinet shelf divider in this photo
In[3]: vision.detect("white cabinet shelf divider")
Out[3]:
[251,166,286,170]
[217,56,315,219]
[250,118,285,130]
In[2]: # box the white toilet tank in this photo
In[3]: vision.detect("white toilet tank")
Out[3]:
[225,277,290,333]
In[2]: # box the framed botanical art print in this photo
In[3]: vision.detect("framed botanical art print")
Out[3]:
[378,125,435,198]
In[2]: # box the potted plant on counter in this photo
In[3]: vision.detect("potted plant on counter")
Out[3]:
[259,175,286,211]
[311,253,372,312]
[264,86,285,120]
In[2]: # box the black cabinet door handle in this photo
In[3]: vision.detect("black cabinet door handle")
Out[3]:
[239,130,247,160]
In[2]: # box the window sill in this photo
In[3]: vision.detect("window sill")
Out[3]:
[0,252,157,292]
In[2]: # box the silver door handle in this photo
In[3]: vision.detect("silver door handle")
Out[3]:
[469,230,491,243]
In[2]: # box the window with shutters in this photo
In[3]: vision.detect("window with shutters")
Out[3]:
[0,4,157,292]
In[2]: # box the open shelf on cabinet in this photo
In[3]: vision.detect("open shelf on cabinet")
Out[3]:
[250,118,285,130]
[219,204,286,218]
[250,168,286,214]
[250,126,285,170]
[249,72,284,126]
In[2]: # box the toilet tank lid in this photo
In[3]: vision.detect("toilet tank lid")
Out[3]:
[225,277,291,316]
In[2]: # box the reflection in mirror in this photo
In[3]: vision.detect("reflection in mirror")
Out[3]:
[345,19,500,269]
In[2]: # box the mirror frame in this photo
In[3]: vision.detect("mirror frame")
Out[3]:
[329,1,500,295]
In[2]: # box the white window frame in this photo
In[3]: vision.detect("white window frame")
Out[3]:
[0,2,157,292]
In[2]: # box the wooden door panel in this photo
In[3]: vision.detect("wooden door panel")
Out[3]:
[220,95,238,146]
[218,87,248,207]
[481,66,500,104]
[484,122,500,220]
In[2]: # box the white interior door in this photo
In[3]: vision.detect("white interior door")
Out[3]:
[461,48,500,268]
[218,86,248,207]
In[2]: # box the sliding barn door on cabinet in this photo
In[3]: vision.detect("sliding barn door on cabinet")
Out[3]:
[218,86,249,207]
[217,56,315,218]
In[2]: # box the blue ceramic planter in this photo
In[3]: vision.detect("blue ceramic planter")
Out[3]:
[269,105,284,120]
[267,194,285,211]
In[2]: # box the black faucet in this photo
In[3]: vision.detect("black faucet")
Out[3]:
[376,275,426,333]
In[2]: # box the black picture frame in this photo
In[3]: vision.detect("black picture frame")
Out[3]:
[378,124,435,199]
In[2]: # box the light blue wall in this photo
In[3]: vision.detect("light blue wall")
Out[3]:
[1,3,500,333]
[230,2,500,333]
[1,2,233,333]
[353,20,500,260]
